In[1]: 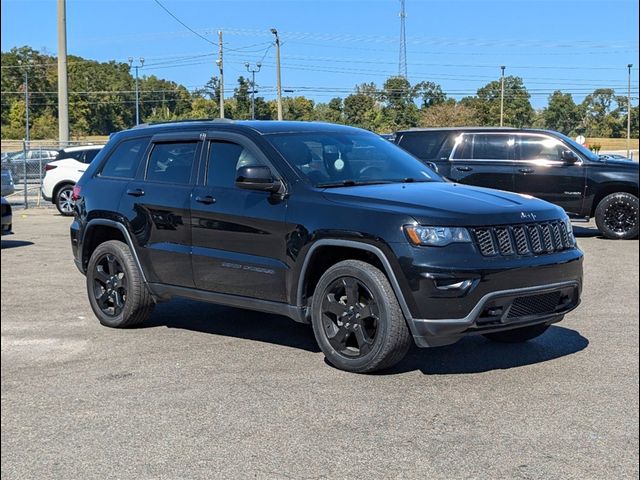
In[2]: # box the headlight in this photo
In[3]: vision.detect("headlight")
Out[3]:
[404,225,472,247]
[562,215,576,245]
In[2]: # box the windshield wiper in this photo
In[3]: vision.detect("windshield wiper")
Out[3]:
[316,179,393,188]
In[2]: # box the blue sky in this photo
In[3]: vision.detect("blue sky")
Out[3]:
[1,0,639,108]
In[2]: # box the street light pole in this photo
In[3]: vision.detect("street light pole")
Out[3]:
[627,64,633,159]
[500,65,506,127]
[22,67,29,144]
[244,62,262,120]
[217,30,224,119]
[271,28,283,121]
[128,57,144,126]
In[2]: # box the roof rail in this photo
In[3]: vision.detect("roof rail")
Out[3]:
[131,118,234,129]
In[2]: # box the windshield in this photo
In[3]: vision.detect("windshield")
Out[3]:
[266,130,442,187]
[554,132,600,161]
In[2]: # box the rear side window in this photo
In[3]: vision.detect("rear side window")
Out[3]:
[398,132,450,160]
[206,141,265,188]
[84,149,101,164]
[100,137,149,179]
[146,142,197,184]
[452,134,514,161]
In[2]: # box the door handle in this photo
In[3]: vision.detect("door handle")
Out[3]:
[195,195,216,205]
[126,188,145,197]
[455,166,472,172]
[519,168,534,174]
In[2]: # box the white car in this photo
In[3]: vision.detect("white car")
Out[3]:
[42,145,104,215]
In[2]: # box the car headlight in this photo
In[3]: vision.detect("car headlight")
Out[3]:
[562,215,576,245]
[404,225,472,247]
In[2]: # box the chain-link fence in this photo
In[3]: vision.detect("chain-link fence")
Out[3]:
[1,140,106,209]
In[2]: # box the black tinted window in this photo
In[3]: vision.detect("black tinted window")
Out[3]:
[100,137,149,178]
[452,134,514,161]
[146,142,197,184]
[519,135,563,161]
[398,132,450,160]
[84,149,100,164]
[207,141,264,188]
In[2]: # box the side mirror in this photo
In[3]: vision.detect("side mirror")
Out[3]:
[235,165,281,192]
[561,150,579,164]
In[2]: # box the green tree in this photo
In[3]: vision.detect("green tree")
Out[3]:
[470,76,534,127]
[419,102,479,128]
[415,81,446,109]
[581,88,624,137]
[542,91,582,135]
[379,76,419,130]
[313,97,343,123]
[344,93,377,129]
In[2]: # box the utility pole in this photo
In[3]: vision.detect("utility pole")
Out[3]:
[271,28,283,121]
[57,0,69,145]
[500,65,506,127]
[128,57,144,126]
[245,62,262,120]
[217,30,225,118]
[398,0,408,78]
[18,63,30,143]
[627,64,633,159]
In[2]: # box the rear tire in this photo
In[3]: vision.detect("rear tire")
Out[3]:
[55,184,75,216]
[595,192,639,240]
[310,260,412,373]
[86,240,154,328]
[483,323,549,343]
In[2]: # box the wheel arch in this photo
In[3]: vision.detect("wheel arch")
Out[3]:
[591,183,639,217]
[52,180,75,202]
[296,240,414,322]
[82,219,148,283]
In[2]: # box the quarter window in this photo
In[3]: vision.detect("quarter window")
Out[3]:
[146,142,197,184]
[100,137,149,179]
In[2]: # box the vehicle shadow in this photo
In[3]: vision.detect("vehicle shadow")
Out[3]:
[1,239,34,249]
[140,298,321,353]
[386,325,588,375]
[142,299,588,374]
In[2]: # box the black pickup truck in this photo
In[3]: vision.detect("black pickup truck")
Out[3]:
[394,128,639,240]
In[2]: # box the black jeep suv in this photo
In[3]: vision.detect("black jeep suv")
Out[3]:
[71,120,583,373]
[394,128,639,240]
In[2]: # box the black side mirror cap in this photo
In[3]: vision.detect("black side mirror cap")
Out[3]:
[235,165,281,193]
[561,150,579,164]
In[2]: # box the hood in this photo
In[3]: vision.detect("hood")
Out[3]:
[322,182,564,226]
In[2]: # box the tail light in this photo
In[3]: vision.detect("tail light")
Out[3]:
[45,164,57,171]
[72,185,82,201]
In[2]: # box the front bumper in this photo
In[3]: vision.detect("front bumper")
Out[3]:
[390,243,584,347]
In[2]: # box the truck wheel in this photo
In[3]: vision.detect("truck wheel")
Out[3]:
[595,192,639,240]
[55,184,75,216]
[310,260,412,373]
[86,240,154,328]
[483,323,549,343]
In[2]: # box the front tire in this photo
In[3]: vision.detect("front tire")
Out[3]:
[595,192,639,240]
[55,184,75,216]
[483,323,549,343]
[310,260,412,373]
[86,240,154,328]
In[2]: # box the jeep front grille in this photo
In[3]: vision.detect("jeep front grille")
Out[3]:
[472,221,573,257]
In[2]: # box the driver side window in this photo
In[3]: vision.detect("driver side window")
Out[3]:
[207,140,266,188]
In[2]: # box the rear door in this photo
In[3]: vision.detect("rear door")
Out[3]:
[119,132,201,288]
[190,132,290,302]
[514,134,586,215]
[448,132,517,191]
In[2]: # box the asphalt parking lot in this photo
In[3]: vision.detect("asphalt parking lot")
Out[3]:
[1,208,638,479]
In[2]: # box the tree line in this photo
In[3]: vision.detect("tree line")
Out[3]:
[1,46,638,140]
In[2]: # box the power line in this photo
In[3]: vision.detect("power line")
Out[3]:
[151,0,215,45]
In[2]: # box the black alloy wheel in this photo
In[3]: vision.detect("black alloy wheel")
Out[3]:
[311,260,412,373]
[595,192,639,240]
[320,277,380,358]
[92,253,128,317]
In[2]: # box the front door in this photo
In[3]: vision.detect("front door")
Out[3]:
[514,134,586,215]
[447,132,517,192]
[190,133,290,302]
